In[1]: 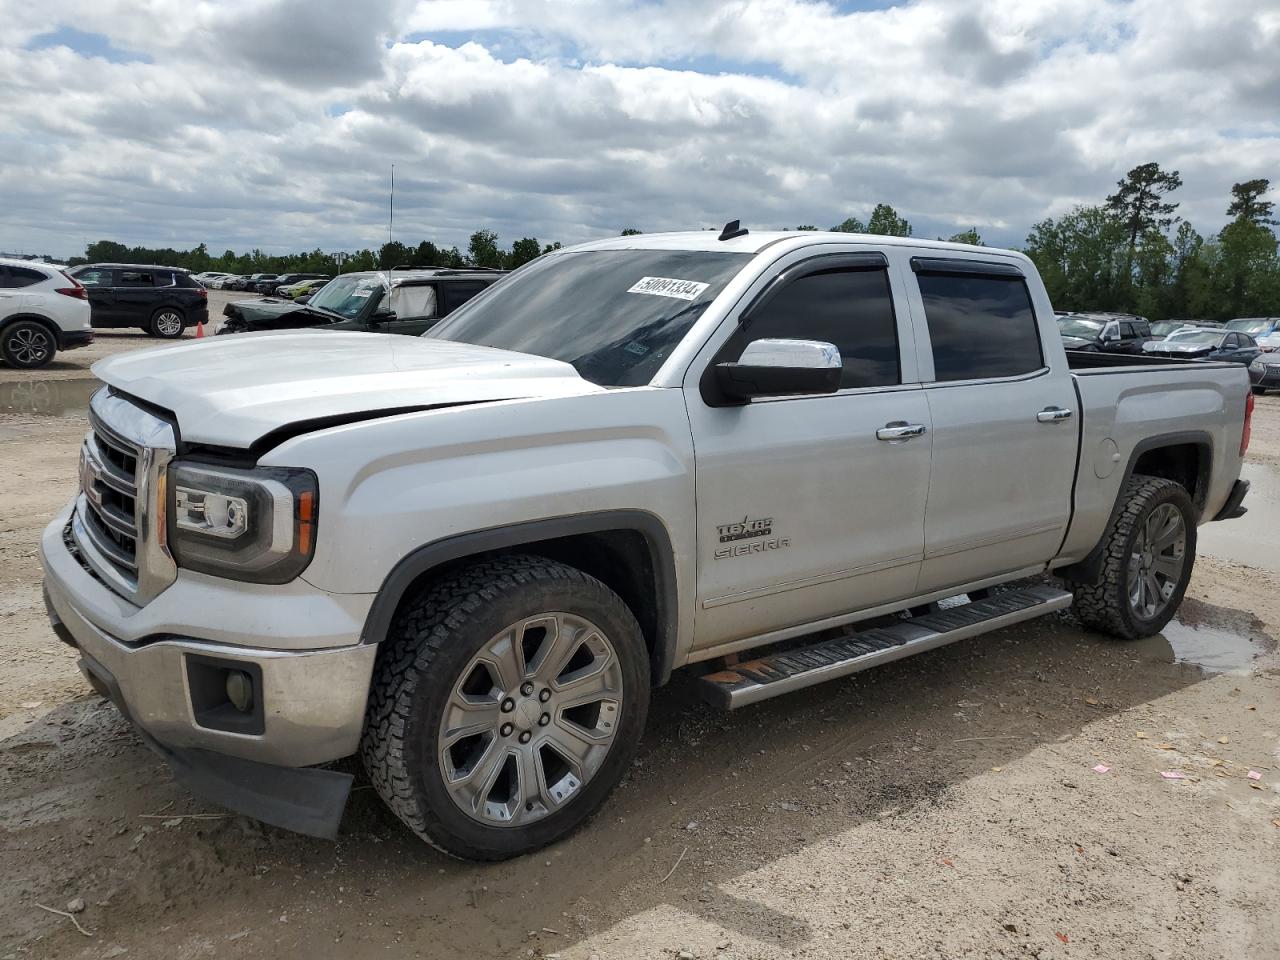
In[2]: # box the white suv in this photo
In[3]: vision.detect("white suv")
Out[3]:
[0,258,93,368]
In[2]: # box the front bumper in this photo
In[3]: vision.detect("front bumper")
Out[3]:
[1250,365,1280,388]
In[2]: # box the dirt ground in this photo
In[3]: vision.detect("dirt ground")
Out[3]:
[2,320,1279,960]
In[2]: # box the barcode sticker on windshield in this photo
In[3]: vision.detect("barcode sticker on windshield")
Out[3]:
[626,276,710,301]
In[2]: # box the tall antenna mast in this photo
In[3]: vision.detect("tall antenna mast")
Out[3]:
[388,163,395,244]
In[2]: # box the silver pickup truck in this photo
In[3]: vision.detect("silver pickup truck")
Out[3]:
[41,227,1253,859]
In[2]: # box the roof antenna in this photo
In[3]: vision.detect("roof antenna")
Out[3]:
[718,219,749,241]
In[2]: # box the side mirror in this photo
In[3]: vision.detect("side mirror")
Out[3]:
[367,309,396,325]
[714,339,842,402]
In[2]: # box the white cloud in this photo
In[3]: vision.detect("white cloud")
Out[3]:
[1,0,1277,258]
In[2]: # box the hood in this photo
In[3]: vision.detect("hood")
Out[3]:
[93,331,605,448]
[224,298,308,326]
[1060,336,1096,349]
[1146,341,1213,354]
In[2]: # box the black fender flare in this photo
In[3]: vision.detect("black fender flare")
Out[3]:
[1058,430,1212,583]
[359,509,681,685]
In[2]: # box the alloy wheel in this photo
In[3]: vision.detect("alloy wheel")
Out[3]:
[1127,502,1186,620]
[7,327,52,366]
[437,612,624,827]
[155,311,183,336]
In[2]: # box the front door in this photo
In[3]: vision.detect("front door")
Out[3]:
[384,282,440,336]
[686,251,932,652]
[905,257,1078,594]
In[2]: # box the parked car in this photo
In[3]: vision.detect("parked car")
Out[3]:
[68,264,210,338]
[1255,331,1280,353]
[1143,328,1260,363]
[1058,312,1153,354]
[246,273,280,294]
[193,272,233,287]
[218,268,501,335]
[258,273,330,297]
[1250,354,1280,394]
[0,256,93,368]
[1149,319,1208,339]
[277,277,331,300]
[42,229,1252,859]
[1225,317,1280,340]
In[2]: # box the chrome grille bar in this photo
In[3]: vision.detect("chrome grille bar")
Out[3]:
[71,388,177,604]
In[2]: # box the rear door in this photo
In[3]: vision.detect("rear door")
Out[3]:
[685,248,932,651]
[440,280,491,319]
[905,256,1078,594]
[115,269,158,324]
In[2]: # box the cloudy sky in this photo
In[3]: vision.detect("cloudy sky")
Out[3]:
[2,0,1278,259]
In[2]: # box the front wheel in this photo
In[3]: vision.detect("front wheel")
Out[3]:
[1067,474,1196,639]
[362,555,649,860]
[147,308,185,338]
[1,320,57,369]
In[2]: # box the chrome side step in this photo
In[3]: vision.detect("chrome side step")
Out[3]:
[697,584,1073,710]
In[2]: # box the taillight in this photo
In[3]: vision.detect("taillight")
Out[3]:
[1241,391,1254,457]
[56,271,87,299]
[198,287,208,299]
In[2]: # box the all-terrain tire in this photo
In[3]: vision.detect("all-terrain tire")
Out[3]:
[1066,474,1196,640]
[361,554,650,860]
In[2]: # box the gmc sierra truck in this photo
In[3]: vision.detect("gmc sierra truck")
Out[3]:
[41,227,1253,860]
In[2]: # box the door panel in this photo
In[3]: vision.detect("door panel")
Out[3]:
[906,262,1079,593]
[689,389,932,648]
[918,375,1077,592]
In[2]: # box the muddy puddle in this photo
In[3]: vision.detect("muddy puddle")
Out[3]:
[0,378,99,418]
[1132,608,1274,676]
[1198,460,1280,575]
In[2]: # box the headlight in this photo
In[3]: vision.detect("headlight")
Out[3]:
[1252,359,1266,371]
[167,463,318,583]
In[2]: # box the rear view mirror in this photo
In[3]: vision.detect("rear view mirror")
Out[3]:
[714,338,842,403]
[367,309,396,324]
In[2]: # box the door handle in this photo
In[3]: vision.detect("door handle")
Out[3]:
[876,421,927,442]
[1037,406,1073,423]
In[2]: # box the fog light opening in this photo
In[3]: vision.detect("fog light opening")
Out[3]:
[226,670,255,713]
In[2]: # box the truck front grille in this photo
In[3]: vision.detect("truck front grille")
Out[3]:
[71,389,177,604]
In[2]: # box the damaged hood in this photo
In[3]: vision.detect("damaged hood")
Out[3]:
[93,331,605,448]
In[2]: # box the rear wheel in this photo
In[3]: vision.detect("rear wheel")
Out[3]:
[147,308,185,338]
[362,555,649,860]
[1066,474,1196,639]
[1,320,56,369]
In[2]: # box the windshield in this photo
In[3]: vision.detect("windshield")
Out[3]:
[1225,318,1272,334]
[427,250,752,387]
[306,273,385,319]
[1058,317,1104,339]
[1165,331,1222,345]
[1150,321,1187,336]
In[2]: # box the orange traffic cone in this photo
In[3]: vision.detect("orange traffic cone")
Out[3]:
[196,319,205,338]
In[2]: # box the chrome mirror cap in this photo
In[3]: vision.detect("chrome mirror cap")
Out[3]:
[738,338,841,370]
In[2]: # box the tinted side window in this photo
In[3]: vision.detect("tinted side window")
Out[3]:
[1135,321,1151,337]
[728,267,900,389]
[917,272,1043,381]
[1120,322,1137,338]
[441,280,489,314]
[152,271,175,287]
[75,269,112,287]
[1,266,47,288]
[117,270,154,286]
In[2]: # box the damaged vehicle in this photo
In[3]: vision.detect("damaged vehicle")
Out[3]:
[218,268,501,335]
[41,227,1253,860]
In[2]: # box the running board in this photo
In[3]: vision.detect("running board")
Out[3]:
[697,585,1072,710]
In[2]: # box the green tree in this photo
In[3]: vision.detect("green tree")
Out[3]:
[378,241,411,269]
[1211,218,1280,317]
[947,228,984,246]
[84,240,130,262]
[620,228,643,236]
[542,241,562,255]
[414,240,443,266]
[795,224,820,231]
[1023,205,1128,312]
[829,217,865,233]
[468,229,502,268]
[866,204,911,237]
[1105,162,1182,279]
[1226,178,1276,226]
[509,237,542,268]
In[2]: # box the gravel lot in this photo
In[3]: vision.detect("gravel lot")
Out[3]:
[2,318,1278,960]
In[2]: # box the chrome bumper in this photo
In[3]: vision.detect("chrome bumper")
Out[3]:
[41,503,377,769]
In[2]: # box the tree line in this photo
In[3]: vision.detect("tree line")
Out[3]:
[66,169,1277,321]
